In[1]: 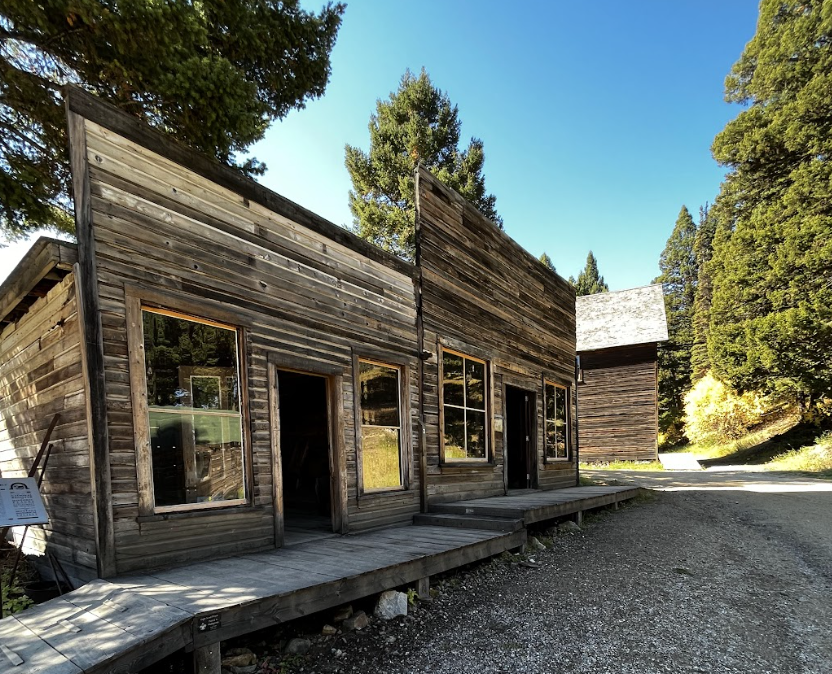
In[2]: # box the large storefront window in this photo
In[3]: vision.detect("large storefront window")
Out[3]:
[442,350,488,461]
[544,381,569,460]
[359,360,403,491]
[142,308,246,510]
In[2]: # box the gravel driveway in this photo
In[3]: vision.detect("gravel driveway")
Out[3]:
[283,469,832,674]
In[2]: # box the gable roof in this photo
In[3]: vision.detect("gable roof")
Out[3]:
[576,284,668,352]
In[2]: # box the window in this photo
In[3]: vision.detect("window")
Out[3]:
[442,350,488,461]
[358,360,403,491]
[544,381,569,460]
[142,308,246,510]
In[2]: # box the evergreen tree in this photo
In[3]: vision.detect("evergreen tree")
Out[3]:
[654,206,697,441]
[1,0,344,238]
[709,0,832,407]
[690,203,717,382]
[539,252,557,274]
[345,69,501,261]
[573,251,609,296]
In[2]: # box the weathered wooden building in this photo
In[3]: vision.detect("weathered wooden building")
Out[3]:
[0,88,577,586]
[575,285,668,462]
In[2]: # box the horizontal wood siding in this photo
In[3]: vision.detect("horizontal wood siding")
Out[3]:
[81,118,420,573]
[416,169,578,503]
[0,273,98,583]
[577,343,659,462]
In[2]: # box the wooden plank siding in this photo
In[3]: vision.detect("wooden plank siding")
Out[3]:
[577,343,659,462]
[67,95,421,574]
[0,272,98,584]
[415,168,578,504]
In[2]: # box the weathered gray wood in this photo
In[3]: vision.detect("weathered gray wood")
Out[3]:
[0,615,82,673]
[430,485,642,524]
[415,167,578,504]
[193,643,221,674]
[67,103,117,579]
[0,238,76,329]
[578,343,660,462]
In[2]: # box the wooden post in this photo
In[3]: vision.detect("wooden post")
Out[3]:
[193,643,221,674]
[574,511,583,527]
[416,576,430,601]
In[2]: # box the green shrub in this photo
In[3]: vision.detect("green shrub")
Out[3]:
[684,373,767,445]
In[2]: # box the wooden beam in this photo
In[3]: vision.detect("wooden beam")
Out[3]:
[67,105,117,579]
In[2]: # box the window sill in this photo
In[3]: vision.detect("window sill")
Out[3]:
[440,462,495,471]
[542,459,573,468]
[358,486,410,500]
[137,502,262,523]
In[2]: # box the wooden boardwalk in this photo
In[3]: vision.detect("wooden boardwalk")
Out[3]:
[0,524,524,673]
[427,485,642,525]
[0,485,641,673]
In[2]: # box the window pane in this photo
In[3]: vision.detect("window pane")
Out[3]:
[443,406,466,460]
[143,309,245,509]
[362,427,402,489]
[466,410,486,459]
[465,359,485,410]
[359,362,400,427]
[143,311,239,411]
[546,420,558,459]
[443,353,464,406]
[545,383,556,421]
[556,387,568,458]
[149,411,244,507]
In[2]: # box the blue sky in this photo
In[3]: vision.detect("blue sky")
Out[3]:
[1,1,760,290]
[251,0,759,289]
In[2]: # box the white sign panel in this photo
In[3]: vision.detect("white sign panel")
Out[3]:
[0,478,49,527]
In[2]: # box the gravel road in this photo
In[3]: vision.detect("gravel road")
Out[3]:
[282,470,832,674]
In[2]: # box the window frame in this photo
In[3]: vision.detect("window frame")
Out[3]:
[543,379,571,462]
[439,347,490,464]
[127,296,251,516]
[355,357,407,494]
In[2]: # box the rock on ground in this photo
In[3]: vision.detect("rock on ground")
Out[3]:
[374,590,408,620]
[280,477,832,674]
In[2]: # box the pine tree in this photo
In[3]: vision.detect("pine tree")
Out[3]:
[345,69,501,261]
[1,0,344,238]
[573,251,609,296]
[654,206,697,441]
[690,204,717,382]
[709,0,832,407]
[539,252,557,274]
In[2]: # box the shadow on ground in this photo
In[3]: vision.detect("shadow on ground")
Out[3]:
[699,421,821,468]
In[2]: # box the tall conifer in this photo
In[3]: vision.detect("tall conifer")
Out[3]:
[655,206,697,441]
[573,251,609,296]
[345,69,500,261]
[690,204,717,382]
[709,0,832,407]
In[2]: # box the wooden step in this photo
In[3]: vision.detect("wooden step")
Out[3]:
[414,512,523,532]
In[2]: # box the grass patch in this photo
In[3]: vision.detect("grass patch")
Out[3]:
[765,432,832,478]
[579,460,663,471]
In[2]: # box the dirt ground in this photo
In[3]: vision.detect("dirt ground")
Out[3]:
[281,469,832,674]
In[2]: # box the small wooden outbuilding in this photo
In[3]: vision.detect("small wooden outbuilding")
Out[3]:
[576,285,668,462]
[0,87,577,586]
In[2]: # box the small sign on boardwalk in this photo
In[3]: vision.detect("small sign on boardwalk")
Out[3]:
[0,478,49,527]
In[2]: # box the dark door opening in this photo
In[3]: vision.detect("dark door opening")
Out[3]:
[506,385,535,490]
[277,370,333,534]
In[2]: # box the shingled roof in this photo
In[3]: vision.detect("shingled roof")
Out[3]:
[576,284,668,351]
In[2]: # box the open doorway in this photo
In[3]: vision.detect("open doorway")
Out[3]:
[277,370,333,539]
[505,385,536,490]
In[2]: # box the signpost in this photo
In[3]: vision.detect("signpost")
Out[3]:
[0,478,49,528]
